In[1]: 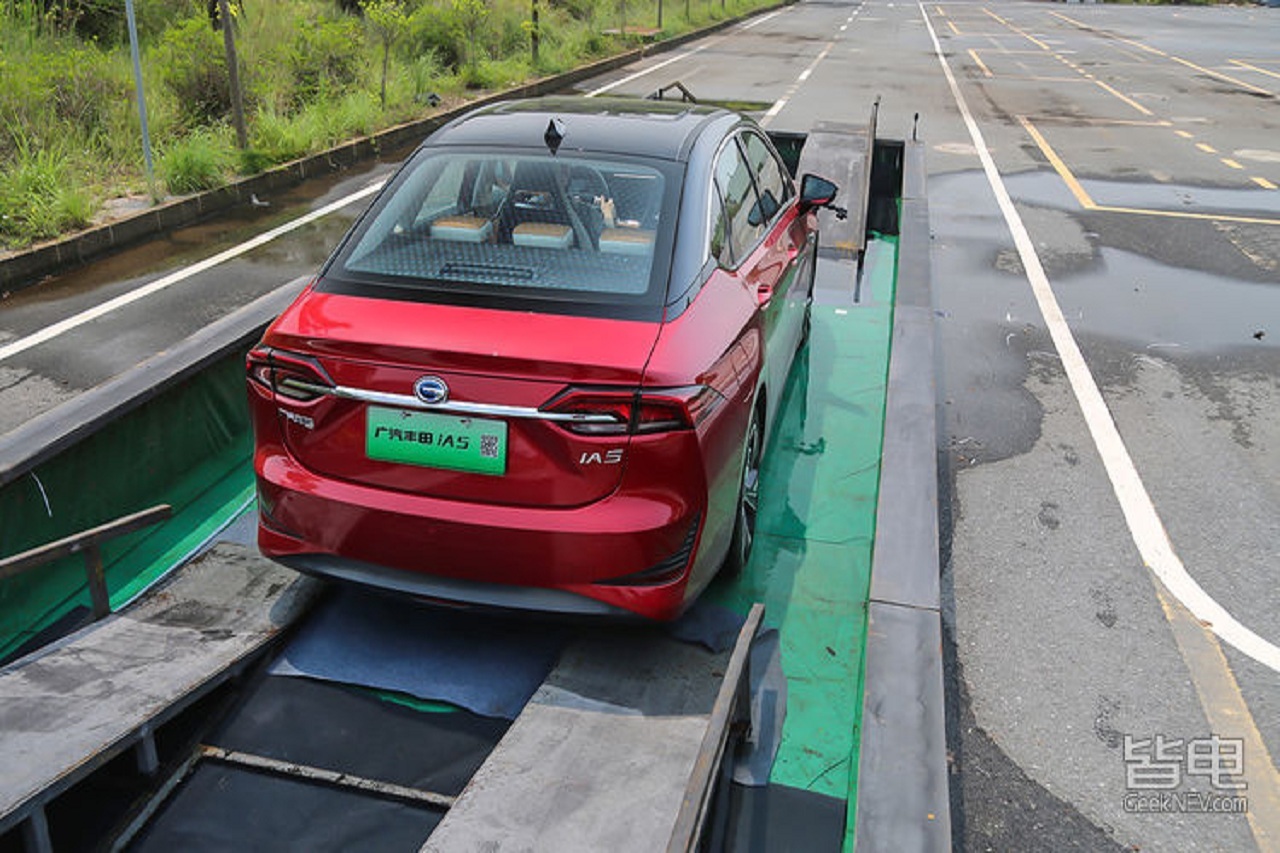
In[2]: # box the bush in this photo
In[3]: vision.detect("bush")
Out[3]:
[159,129,229,194]
[289,15,365,107]
[154,16,233,129]
[403,4,464,71]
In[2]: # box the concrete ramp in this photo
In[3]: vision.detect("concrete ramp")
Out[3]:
[0,544,316,848]
[423,607,762,852]
[796,121,871,257]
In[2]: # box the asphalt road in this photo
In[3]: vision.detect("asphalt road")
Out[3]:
[1,2,1277,850]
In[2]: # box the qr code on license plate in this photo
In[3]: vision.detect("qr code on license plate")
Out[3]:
[479,434,500,459]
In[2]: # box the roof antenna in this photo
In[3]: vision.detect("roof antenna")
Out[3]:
[544,118,566,155]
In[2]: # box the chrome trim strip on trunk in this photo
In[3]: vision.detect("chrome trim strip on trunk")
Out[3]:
[281,379,620,424]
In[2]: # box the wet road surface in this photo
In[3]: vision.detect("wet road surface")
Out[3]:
[1,1,1277,849]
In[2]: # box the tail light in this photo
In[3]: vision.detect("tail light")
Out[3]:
[246,347,334,402]
[545,386,724,436]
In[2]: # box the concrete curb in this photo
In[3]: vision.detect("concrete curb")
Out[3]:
[0,6,788,296]
[854,140,952,851]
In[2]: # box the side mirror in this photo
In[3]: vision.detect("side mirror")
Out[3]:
[799,174,838,209]
[798,174,847,220]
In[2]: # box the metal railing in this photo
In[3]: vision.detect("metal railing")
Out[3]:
[0,505,172,622]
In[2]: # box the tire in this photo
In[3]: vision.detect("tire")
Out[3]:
[797,248,816,351]
[723,404,763,578]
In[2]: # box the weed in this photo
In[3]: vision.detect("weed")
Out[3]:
[0,135,92,245]
[159,129,230,195]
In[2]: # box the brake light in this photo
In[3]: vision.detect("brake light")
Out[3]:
[545,386,723,436]
[246,347,334,402]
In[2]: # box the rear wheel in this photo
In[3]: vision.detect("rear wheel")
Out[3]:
[797,249,816,351]
[724,404,762,577]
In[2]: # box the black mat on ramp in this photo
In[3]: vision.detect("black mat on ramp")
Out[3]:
[722,781,846,852]
[129,763,439,852]
[206,674,508,794]
[129,674,509,851]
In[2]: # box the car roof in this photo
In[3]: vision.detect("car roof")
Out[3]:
[424,96,737,162]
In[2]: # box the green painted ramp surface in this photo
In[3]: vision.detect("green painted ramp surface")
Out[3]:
[708,236,897,847]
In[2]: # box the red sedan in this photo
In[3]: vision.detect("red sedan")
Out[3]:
[248,97,838,620]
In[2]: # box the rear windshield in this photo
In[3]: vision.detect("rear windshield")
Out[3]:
[322,147,681,319]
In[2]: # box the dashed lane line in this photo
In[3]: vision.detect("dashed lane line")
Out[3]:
[1049,10,1275,97]
[584,8,787,97]
[1230,59,1280,81]
[1018,116,1280,226]
[968,48,993,78]
[761,41,836,128]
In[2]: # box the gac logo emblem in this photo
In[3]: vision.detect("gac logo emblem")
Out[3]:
[580,449,623,465]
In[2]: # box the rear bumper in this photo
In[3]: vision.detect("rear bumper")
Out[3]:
[256,451,704,621]
[272,551,637,618]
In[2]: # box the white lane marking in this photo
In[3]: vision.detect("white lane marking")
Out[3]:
[741,8,785,29]
[922,4,1280,673]
[0,181,386,364]
[586,48,711,96]
[762,41,836,127]
[585,8,786,97]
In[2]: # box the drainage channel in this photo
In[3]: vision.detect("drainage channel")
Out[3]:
[0,119,914,852]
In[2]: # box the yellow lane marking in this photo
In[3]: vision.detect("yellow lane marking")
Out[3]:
[948,20,960,36]
[1221,159,1244,170]
[983,8,1049,51]
[1154,582,1280,853]
[1175,130,1195,139]
[1029,117,1170,127]
[969,48,993,78]
[1050,11,1273,96]
[1018,116,1280,226]
[1253,177,1278,190]
[1196,142,1219,154]
[1089,76,1154,116]
[1230,59,1280,80]
[936,5,945,15]
[1088,205,1280,227]
[1017,115,1097,209]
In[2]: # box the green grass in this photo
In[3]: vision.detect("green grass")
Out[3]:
[0,0,783,250]
[0,134,94,244]
[159,129,231,194]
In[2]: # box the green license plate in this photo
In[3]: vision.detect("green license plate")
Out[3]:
[366,406,507,475]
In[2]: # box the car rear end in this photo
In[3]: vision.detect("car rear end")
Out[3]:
[249,128,729,619]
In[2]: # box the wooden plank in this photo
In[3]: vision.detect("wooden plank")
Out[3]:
[421,627,738,853]
[796,121,870,256]
[0,543,317,828]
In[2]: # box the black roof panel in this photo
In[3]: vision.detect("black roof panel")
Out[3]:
[426,96,732,162]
